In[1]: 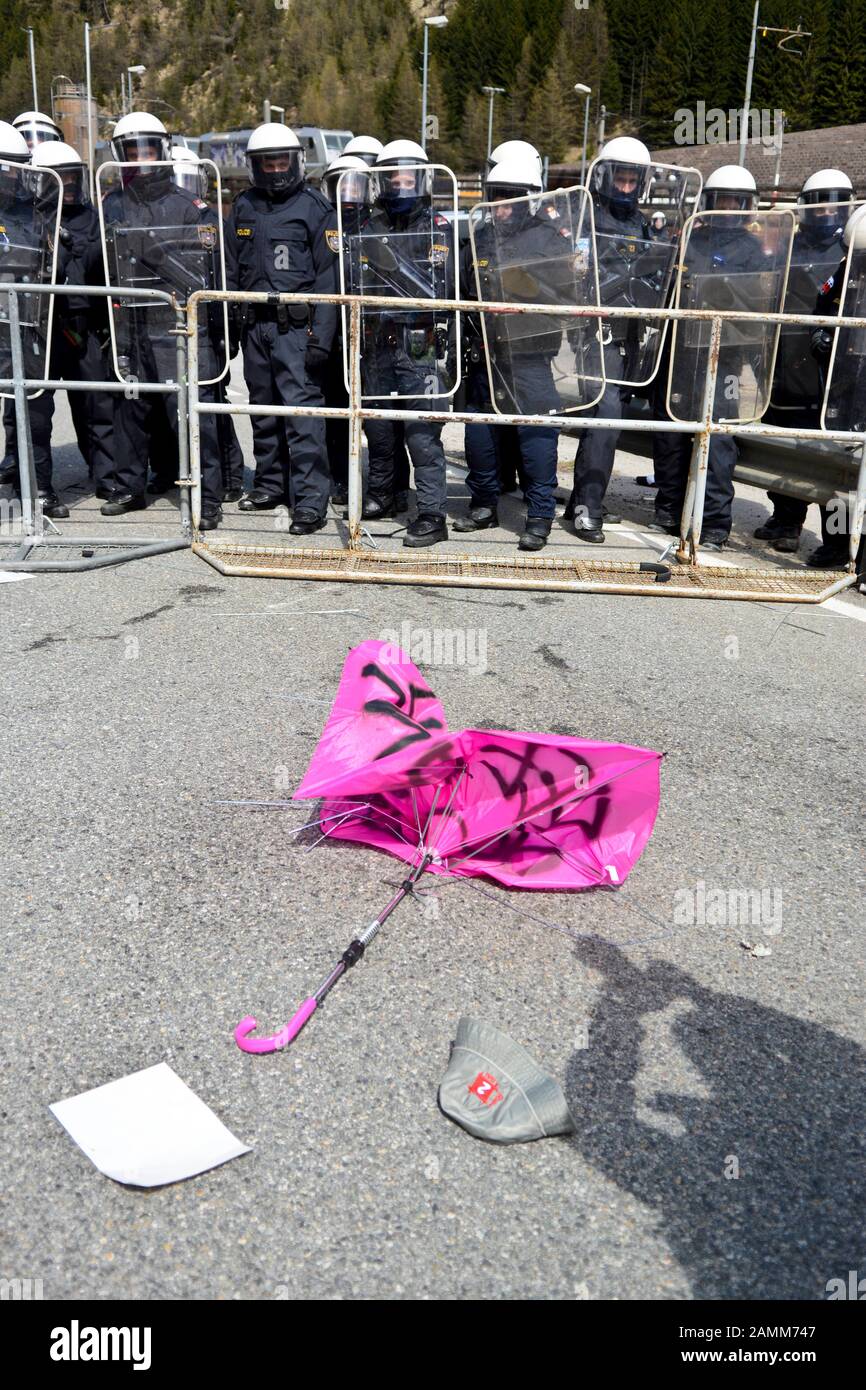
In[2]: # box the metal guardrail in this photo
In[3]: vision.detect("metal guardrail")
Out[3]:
[1,280,864,597]
[186,289,866,597]
[0,282,190,572]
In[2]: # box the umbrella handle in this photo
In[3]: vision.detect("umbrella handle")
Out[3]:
[234,998,318,1054]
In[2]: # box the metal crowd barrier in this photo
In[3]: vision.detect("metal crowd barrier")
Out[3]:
[0,282,189,572]
[187,289,866,603]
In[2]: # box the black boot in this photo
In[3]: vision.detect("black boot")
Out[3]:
[100,493,147,516]
[289,509,327,536]
[198,507,223,532]
[238,489,284,511]
[453,505,498,533]
[573,513,605,544]
[403,513,447,548]
[39,490,69,520]
[362,494,399,520]
[519,517,552,552]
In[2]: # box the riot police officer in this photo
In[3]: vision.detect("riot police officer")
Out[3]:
[225,123,336,532]
[754,168,852,553]
[321,153,370,506]
[456,155,565,551]
[23,140,114,506]
[651,165,769,549]
[100,112,225,527]
[355,139,454,547]
[0,119,67,514]
[807,204,866,570]
[567,137,655,543]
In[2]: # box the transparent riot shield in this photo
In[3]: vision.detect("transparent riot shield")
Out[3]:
[0,161,61,398]
[666,209,795,425]
[771,205,859,416]
[338,164,460,401]
[469,185,604,416]
[97,159,227,385]
[822,239,866,433]
[586,159,702,388]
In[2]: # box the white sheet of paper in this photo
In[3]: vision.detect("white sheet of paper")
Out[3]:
[50,1062,251,1187]
[0,572,34,583]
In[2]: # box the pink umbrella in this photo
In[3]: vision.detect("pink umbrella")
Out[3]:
[235,640,663,1053]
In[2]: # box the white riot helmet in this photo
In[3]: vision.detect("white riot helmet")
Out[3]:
[701,164,757,214]
[798,168,853,239]
[111,111,171,164]
[488,139,543,184]
[245,123,305,197]
[590,136,652,216]
[31,139,88,206]
[0,120,31,165]
[843,204,866,251]
[171,145,208,199]
[374,139,432,215]
[343,135,383,168]
[12,110,62,149]
[322,154,369,208]
[485,155,543,200]
[0,121,30,205]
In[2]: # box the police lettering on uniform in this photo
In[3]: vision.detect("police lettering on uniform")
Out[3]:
[99,111,225,528]
[225,123,336,533]
[456,154,567,551]
[651,165,770,550]
[754,169,853,554]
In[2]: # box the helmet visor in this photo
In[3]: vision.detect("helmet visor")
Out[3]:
[373,163,432,213]
[702,187,757,214]
[246,147,304,195]
[112,133,171,164]
[17,121,61,149]
[173,164,208,199]
[798,188,852,229]
[35,164,86,206]
[593,159,652,211]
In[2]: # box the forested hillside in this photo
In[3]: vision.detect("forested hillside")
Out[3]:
[1,0,865,165]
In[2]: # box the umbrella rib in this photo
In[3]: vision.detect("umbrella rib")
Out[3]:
[427,763,468,855]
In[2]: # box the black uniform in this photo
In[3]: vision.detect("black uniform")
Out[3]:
[15,199,114,495]
[460,210,565,519]
[761,225,846,535]
[0,188,58,494]
[570,199,654,523]
[653,219,768,542]
[355,200,454,518]
[224,180,337,515]
[809,259,864,567]
[102,169,224,513]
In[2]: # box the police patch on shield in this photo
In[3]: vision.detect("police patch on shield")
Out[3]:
[197,224,217,250]
[431,242,450,265]
[326,228,341,254]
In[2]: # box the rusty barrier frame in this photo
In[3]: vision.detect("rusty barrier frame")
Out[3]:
[186,289,865,602]
[0,282,190,573]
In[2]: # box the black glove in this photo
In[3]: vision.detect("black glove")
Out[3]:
[305,341,330,377]
[57,224,73,249]
[810,327,834,362]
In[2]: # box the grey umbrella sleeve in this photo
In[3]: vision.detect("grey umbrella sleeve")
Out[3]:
[439,1016,574,1143]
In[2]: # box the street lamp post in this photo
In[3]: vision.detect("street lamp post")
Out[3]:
[22,28,38,109]
[482,86,506,160]
[421,14,448,149]
[127,64,146,113]
[739,1,760,168]
[574,83,591,186]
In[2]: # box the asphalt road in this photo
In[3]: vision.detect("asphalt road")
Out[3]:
[1,388,864,1301]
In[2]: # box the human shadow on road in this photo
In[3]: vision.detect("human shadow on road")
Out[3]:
[565,937,866,1300]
